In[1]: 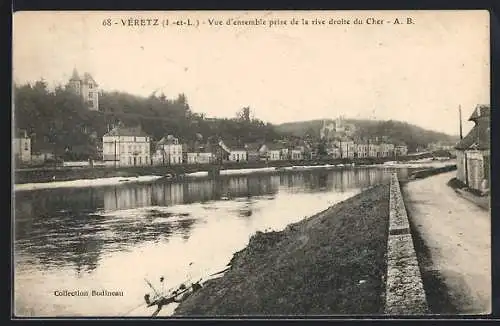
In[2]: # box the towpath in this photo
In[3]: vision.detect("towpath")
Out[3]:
[402,171,491,314]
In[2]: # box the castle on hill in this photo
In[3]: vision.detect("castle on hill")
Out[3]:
[67,68,99,111]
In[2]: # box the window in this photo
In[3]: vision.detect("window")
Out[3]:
[129,157,132,165]
[88,93,93,100]
[139,157,142,164]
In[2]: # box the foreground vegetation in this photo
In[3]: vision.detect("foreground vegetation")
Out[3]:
[174,183,390,316]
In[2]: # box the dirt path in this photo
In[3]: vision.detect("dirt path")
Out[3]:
[402,171,491,314]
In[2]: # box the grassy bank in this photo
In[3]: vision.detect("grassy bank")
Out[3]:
[173,183,390,316]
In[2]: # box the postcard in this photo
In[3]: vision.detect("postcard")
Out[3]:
[12,10,491,318]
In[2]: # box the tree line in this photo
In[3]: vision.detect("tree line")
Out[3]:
[13,80,284,160]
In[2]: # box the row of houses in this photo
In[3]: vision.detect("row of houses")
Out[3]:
[325,140,407,159]
[95,124,409,167]
[12,123,409,167]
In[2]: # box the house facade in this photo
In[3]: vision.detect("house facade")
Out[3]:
[229,149,248,162]
[244,143,262,162]
[187,152,214,164]
[336,140,355,159]
[259,143,284,161]
[68,68,99,111]
[13,129,31,163]
[290,148,303,160]
[455,104,490,193]
[153,135,183,165]
[102,125,151,167]
[395,145,408,156]
[379,143,394,157]
[355,143,368,158]
[369,144,380,158]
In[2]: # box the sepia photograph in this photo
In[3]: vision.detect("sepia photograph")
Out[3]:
[12,10,490,317]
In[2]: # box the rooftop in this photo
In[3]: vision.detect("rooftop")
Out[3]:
[468,104,490,122]
[103,125,150,137]
[455,118,490,150]
[70,68,98,86]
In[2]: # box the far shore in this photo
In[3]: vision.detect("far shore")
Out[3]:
[13,159,456,192]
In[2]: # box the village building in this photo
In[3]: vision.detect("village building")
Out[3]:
[320,116,356,141]
[368,143,380,158]
[334,140,356,159]
[102,124,151,167]
[244,143,263,162]
[455,104,490,193]
[259,143,286,161]
[216,140,232,163]
[228,148,248,162]
[186,152,214,164]
[379,143,395,158]
[67,68,99,111]
[395,145,408,156]
[355,143,369,158]
[289,147,304,160]
[152,135,183,165]
[13,129,31,164]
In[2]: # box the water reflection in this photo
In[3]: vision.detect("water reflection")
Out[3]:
[14,167,406,316]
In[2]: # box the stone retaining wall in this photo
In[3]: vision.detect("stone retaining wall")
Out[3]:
[384,173,428,314]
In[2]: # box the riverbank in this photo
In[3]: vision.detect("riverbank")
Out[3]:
[14,153,455,184]
[13,175,164,192]
[173,183,390,316]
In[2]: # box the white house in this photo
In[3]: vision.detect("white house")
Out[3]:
[187,152,214,164]
[290,148,303,160]
[259,143,284,161]
[368,144,380,158]
[153,135,183,165]
[102,124,151,167]
[13,129,31,163]
[379,143,394,157]
[229,149,248,162]
[355,143,368,158]
[335,140,355,159]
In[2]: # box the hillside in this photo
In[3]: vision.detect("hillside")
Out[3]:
[275,119,459,152]
[13,81,281,160]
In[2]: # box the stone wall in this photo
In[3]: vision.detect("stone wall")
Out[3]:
[384,173,428,314]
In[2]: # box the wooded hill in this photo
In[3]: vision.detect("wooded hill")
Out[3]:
[275,119,459,152]
[13,81,281,160]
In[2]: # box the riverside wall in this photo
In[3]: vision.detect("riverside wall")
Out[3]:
[384,173,428,315]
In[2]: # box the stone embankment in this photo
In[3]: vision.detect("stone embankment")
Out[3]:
[384,173,428,315]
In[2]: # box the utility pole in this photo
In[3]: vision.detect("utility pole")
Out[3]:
[460,105,469,186]
[459,105,463,139]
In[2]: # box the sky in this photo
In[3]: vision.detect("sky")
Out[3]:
[13,10,490,135]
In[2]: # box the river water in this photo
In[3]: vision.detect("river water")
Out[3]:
[14,167,408,317]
